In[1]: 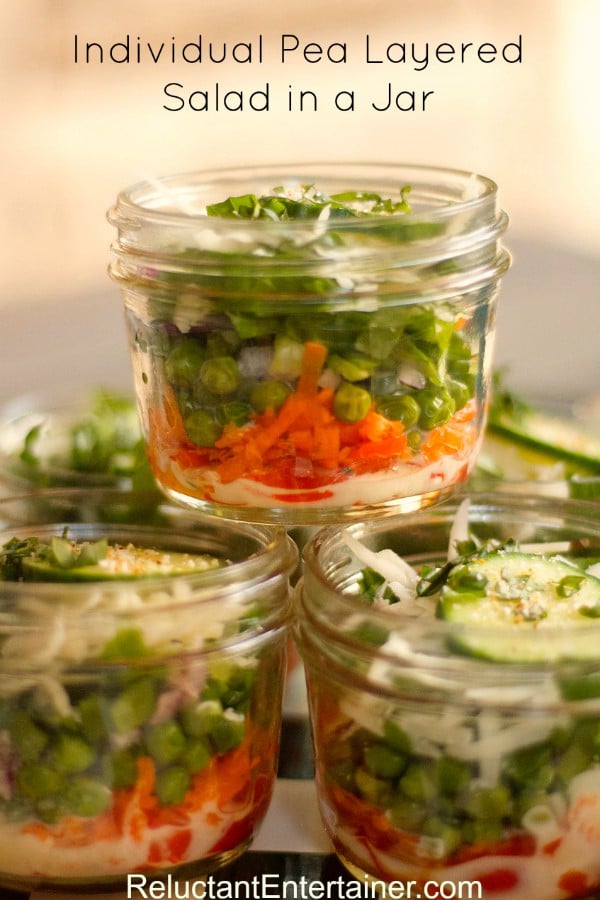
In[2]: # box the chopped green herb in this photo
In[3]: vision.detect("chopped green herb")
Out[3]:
[206,184,412,222]
[0,536,44,581]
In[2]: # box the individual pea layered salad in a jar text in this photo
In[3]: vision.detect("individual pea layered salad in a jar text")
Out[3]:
[0,503,295,891]
[109,164,510,523]
[297,495,600,900]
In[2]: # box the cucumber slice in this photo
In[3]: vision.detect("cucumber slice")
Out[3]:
[488,409,600,475]
[21,545,222,582]
[568,474,600,501]
[438,551,600,662]
[476,433,569,482]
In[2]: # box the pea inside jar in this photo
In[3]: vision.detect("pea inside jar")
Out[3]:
[161,309,472,454]
[109,164,510,524]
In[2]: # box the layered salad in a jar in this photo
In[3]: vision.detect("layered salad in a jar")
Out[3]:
[298,497,600,899]
[0,518,293,889]
[0,387,154,492]
[473,374,600,499]
[109,165,509,523]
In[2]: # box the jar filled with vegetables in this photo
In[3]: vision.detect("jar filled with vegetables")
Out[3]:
[297,492,600,899]
[472,373,600,499]
[108,164,510,524]
[0,489,296,891]
[0,387,156,493]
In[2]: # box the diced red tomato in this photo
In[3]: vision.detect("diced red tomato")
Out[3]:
[557,870,590,896]
[477,868,519,893]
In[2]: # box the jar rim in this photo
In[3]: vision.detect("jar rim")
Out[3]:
[0,488,298,613]
[109,161,501,229]
[108,162,510,306]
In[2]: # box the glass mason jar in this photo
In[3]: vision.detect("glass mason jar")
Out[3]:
[297,493,600,899]
[472,435,600,500]
[471,396,600,501]
[0,387,156,495]
[0,489,296,892]
[471,432,573,498]
[108,163,510,525]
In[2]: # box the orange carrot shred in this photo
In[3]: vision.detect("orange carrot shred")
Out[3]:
[296,341,328,394]
[158,341,477,491]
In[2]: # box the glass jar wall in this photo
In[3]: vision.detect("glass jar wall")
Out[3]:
[108,164,509,525]
[0,489,296,892]
[297,493,600,899]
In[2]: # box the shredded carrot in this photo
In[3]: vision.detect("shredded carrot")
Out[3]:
[328,783,423,864]
[420,400,478,463]
[357,408,403,443]
[253,395,313,454]
[207,386,413,486]
[316,386,335,407]
[19,722,278,867]
[210,453,248,484]
[150,349,480,495]
[313,424,341,470]
[346,435,409,463]
[121,756,159,843]
[146,805,191,830]
[296,341,328,394]
[21,822,52,842]
[289,429,314,454]
[147,384,197,488]
[181,731,253,813]
[148,386,187,456]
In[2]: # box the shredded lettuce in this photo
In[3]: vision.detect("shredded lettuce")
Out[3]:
[206,185,412,221]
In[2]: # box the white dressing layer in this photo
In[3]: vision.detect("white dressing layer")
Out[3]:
[169,454,470,509]
[0,799,252,880]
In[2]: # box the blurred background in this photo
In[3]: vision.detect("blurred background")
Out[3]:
[1,0,598,404]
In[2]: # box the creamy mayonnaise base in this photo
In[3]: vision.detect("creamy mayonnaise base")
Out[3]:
[0,801,252,880]
[334,826,600,900]
[168,454,470,509]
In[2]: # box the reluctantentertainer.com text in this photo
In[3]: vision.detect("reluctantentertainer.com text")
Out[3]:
[127,873,484,899]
